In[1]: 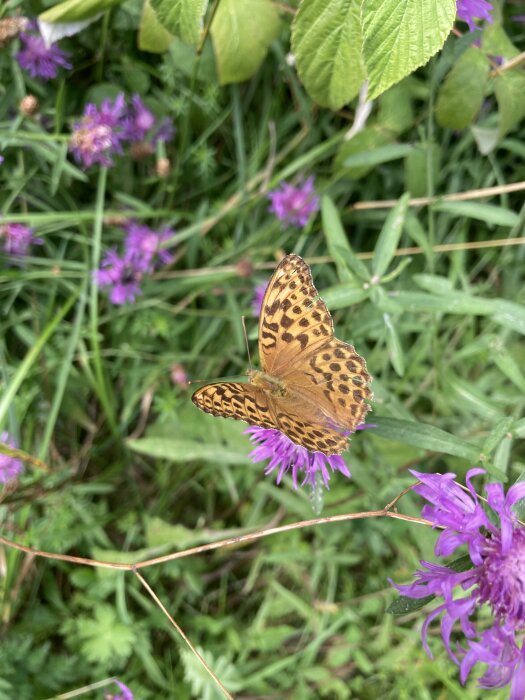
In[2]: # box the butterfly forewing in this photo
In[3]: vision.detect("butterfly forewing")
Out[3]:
[258,254,334,376]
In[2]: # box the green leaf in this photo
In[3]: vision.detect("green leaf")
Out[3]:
[495,70,525,138]
[322,284,369,310]
[138,0,173,53]
[127,437,249,465]
[362,0,456,99]
[371,417,481,461]
[343,143,413,169]
[387,593,435,616]
[482,22,521,60]
[77,605,135,665]
[211,0,280,84]
[334,127,393,179]
[378,81,414,135]
[150,0,208,45]
[39,0,123,23]
[436,48,489,129]
[372,193,409,278]
[291,0,365,109]
[433,201,519,227]
[383,313,405,377]
[404,143,441,197]
[322,195,354,282]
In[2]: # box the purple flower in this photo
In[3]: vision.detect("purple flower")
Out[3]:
[16,26,71,80]
[96,221,175,304]
[122,95,156,142]
[123,95,175,145]
[391,469,525,696]
[95,249,144,305]
[456,0,493,31]
[123,221,175,267]
[244,426,351,489]
[70,94,127,168]
[268,177,320,227]
[0,433,23,483]
[252,280,268,316]
[112,680,134,700]
[0,222,43,257]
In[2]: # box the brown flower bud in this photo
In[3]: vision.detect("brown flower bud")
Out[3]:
[236,258,254,278]
[0,17,28,47]
[130,142,154,160]
[19,95,39,117]
[156,157,171,178]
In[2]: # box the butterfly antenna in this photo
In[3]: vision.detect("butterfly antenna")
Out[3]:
[241,316,253,371]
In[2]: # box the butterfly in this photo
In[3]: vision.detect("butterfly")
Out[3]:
[192,254,372,455]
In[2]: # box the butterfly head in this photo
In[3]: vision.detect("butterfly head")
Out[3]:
[248,369,287,397]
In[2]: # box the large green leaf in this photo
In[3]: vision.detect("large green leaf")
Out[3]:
[150,0,208,45]
[436,48,489,129]
[362,0,456,99]
[292,0,365,109]
[210,0,280,84]
[138,0,173,53]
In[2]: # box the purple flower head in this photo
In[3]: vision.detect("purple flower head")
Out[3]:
[0,433,23,483]
[0,222,43,257]
[268,177,320,227]
[244,426,353,489]
[123,221,175,268]
[122,95,156,142]
[16,27,71,80]
[122,96,175,146]
[456,0,494,31]
[111,680,134,700]
[95,249,144,305]
[252,280,269,316]
[391,469,525,695]
[70,94,127,168]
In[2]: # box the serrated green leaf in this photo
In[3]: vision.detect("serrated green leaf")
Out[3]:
[372,193,409,278]
[127,437,249,465]
[436,48,489,129]
[138,0,173,53]
[39,0,122,23]
[433,201,519,227]
[322,195,354,282]
[150,0,208,44]
[210,0,280,84]
[292,0,365,109]
[495,70,525,138]
[371,417,481,461]
[77,605,135,665]
[362,0,456,99]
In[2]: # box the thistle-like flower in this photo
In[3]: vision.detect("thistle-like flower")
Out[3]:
[0,433,24,483]
[456,0,493,31]
[0,222,42,257]
[16,23,71,80]
[391,469,525,697]
[268,177,320,227]
[70,94,127,168]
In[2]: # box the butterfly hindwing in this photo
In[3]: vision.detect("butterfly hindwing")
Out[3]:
[192,382,278,431]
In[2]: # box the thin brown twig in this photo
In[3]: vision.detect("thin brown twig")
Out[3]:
[133,569,234,700]
[0,505,432,572]
[351,181,525,210]
[154,236,525,280]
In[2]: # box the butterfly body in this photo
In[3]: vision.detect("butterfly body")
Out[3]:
[192,254,372,455]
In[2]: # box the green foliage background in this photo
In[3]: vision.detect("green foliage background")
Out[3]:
[1,1,525,698]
